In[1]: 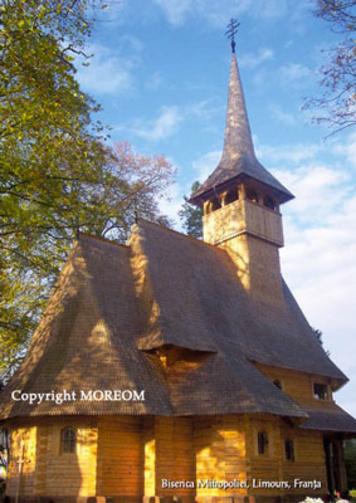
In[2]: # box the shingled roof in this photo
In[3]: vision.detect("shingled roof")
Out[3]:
[189,53,294,205]
[301,404,356,434]
[1,221,355,434]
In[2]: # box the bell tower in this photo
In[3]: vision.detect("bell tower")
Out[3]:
[189,21,294,304]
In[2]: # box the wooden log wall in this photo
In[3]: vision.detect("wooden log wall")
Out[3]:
[96,416,142,498]
[6,426,37,497]
[6,418,98,498]
[254,363,334,407]
[5,412,330,501]
[246,414,327,497]
[44,423,98,497]
[194,415,247,499]
[154,416,195,498]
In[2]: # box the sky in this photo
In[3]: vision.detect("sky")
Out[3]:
[75,0,356,415]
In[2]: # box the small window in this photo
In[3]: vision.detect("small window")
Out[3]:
[285,439,295,461]
[264,196,276,211]
[258,431,269,455]
[313,383,328,400]
[60,427,76,454]
[273,379,282,390]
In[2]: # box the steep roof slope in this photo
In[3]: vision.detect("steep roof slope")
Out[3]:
[0,235,173,418]
[0,222,354,433]
[133,220,345,381]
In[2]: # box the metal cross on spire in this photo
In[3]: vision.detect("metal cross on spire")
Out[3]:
[225,18,240,53]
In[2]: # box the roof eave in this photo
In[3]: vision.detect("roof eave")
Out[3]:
[188,173,295,207]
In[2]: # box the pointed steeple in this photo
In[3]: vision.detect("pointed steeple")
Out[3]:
[221,52,255,163]
[189,42,293,205]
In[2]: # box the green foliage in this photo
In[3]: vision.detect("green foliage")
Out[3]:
[312,327,331,356]
[178,181,203,239]
[345,439,356,490]
[305,0,356,133]
[0,0,174,382]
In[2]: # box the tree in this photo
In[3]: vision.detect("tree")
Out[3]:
[0,139,174,382]
[344,439,356,489]
[312,327,331,356]
[179,181,203,239]
[305,0,356,133]
[0,1,175,381]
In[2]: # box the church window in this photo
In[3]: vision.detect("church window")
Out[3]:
[257,431,269,455]
[60,427,76,454]
[313,383,328,400]
[225,189,239,205]
[247,190,258,203]
[285,439,295,461]
[264,196,276,211]
[273,379,282,390]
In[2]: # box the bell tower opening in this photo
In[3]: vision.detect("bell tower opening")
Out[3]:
[189,35,293,304]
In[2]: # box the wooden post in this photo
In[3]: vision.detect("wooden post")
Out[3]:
[203,200,210,216]
[333,437,348,491]
[324,438,336,494]
[220,192,227,207]
[238,184,246,200]
[15,443,25,503]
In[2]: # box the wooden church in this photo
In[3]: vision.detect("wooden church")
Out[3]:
[1,36,356,503]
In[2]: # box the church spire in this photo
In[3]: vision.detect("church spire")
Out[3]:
[189,22,293,206]
[221,50,255,164]
[222,18,255,160]
[222,19,255,161]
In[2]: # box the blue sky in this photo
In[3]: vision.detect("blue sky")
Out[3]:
[76,0,356,415]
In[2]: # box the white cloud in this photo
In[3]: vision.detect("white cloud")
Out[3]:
[125,100,220,143]
[152,0,192,25]
[192,150,221,181]
[158,181,187,228]
[272,136,356,415]
[253,62,314,95]
[130,106,183,141]
[75,39,142,95]
[152,0,293,26]
[332,130,356,168]
[239,48,274,69]
[257,141,321,164]
[185,100,221,122]
[269,104,298,126]
[281,190,356,414]
[278,63,313,88]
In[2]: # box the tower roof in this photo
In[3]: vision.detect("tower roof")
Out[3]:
[189,52,294,205]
